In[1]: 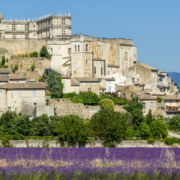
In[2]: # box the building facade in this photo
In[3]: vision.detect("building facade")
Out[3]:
[0,13,71,39]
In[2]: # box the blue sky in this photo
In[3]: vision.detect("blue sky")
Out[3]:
[1,0,180,72]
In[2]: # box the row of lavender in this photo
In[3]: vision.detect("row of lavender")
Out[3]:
[0,148,179,179]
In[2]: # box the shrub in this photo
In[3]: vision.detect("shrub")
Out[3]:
[99,99,114,111]
[79,92,99,105]
[40,46,51,59]
[147,138,155,144]
[31,64,35,71]
[63,92,77,98]
[30,51,38,57]
[157,97,163,103]
[163,137,180,145]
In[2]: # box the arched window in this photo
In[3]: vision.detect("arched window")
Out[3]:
[78,45,80,51]
[86,44,88,51]
[75,45,76,52]
[124,52,128,60]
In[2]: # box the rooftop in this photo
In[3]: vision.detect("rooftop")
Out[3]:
[74,77,99,82]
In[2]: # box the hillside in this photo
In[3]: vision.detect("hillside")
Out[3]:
[168,72,180,87]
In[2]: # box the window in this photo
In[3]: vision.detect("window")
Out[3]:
[101,67,103,75]
[142,102,146,109]
[94,83,96,86]
[62,18,65,25]
[63,80,66,84]
[18,92,21,97]
[150,102,154,107]
[75,45,76,52]
[88,88,91,92]
[109,86,111,91]
[94,67,96,74]
[63,87,66,92]
[86,44,88,51]
[78,45,80,51]
[34,103,36,106]
[0,92,2,97]
[8,107,11,112]
[32,90,36,97]
[74,88,76,92]
[74,71,76,74]
[11,92,13,98]
[124,52,128,60]
[86,59,88,63]
[62,29,66,35]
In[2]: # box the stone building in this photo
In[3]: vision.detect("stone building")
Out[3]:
[0,13,71,39]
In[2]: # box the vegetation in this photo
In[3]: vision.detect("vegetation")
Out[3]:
[40,46,51,59]
[31,64,35,71]
[157,97,163,103]
[0,56,8,68]
[167,115,180,132]
[12,64,18,73]
[30,51,38,57]
[99,99,114,111]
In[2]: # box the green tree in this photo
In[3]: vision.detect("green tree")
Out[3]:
[99,99,114,111]
[40,46,51,59]
[31,64,35,71]
[139,122,151,139]
[11,115,31,136]
[150,120,168,139]
[30,51,38,57]
[0,111,17,133]
[30,114,52,136]
[131,108,144,128]
[44,70,64,97]
[146,109,153,125]
[90,109,129,146]
[1,56,5,66]
[53,114,89,147]
[168,115,180,132]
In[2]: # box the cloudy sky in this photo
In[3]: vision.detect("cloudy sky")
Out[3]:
[1,0,180,72]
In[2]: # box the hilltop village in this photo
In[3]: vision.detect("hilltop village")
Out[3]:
[0,13,179,119]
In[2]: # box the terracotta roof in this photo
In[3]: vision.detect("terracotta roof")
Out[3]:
[139,63,158,71]
[9,74,27,80]
[0,82,46,90]
[162,95,180,100]
[139,93,156,100]
[0,76,9,81]
[100,86,106,90]
[74,77,99,82]
[116,85,127,91]
[0,68,12,73]
[71,80,79,86]
[104,78,115,81]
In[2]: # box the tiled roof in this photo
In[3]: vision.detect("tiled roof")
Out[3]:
[0,68,12,73]
[139,93,156,100]
[74,77,99,82]
[0,76,9,81]
[162,95,180,100]
[139,63,158,71]
[0,82,46,90]
[104,78,115,81]
[115,85,127,91]
[100,86,106,90]
[9,74,27,80]
[71,80,79,86]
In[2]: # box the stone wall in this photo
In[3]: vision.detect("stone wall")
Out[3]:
[0,140,175,148]
[49,98,127,118]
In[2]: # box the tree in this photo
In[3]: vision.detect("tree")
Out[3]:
[40,46,51,59]
[90,109,129,146]
[53,114,89,147]
[11,115,31,136]
[30,51,38,57]
[31,64,35,71]
[168,115,180,132]
[139,122,151,139]
[99,99,114,111]
[30,114,52,136]
[146,109,153,125]
[131,108,144,128]
[44,70,64,97]
[79,92,99,105]
[150,120,168,139]
[1,56,5,66]
[0,111,17,133]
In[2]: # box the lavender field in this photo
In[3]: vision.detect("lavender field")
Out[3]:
[0,148,180,179]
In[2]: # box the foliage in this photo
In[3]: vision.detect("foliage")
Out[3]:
[123,97,142,113]
[30,51,38,57]
[53,114,89,147]
[40,46,51,59]
[12,64,18,73]
[99,99,114,111]
[167,115,180,132]
[0,56,8,68]
[63,92,77,98]
[163,137,180,145]
[131,108,144,128]
[31,64,35,71]
[30,115,52,136]
[139,122,151,139]
[146,109,153,125]
[127,127,140,139]
[147,138,155,144]
[90,109,129,146]
[43,70,63,97]
[10,115,31,136]
[150,120,168,139]
[157,97,163,103]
